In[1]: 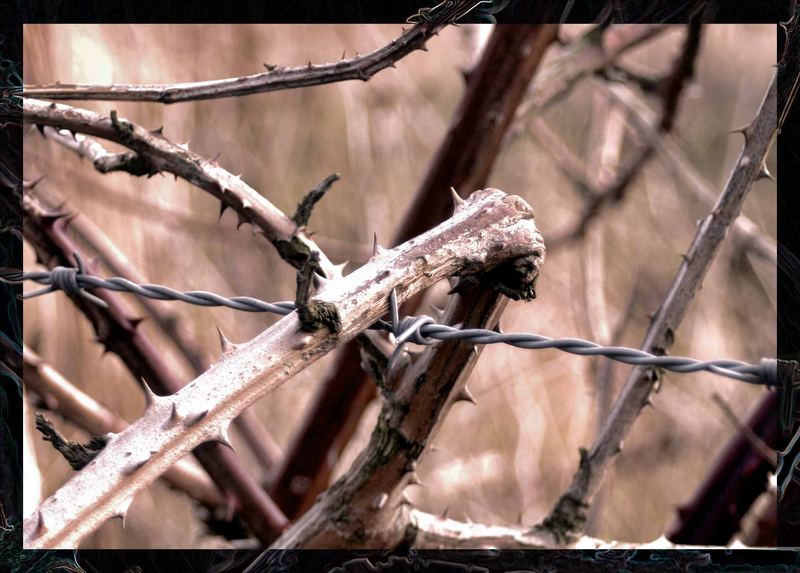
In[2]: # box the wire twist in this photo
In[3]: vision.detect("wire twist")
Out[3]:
[2,261,779,387]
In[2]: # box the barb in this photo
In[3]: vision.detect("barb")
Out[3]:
[5,264,777,387]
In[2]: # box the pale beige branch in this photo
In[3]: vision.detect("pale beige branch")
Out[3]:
[23,345,225,510]
[22,188,543,549]
[535,73,777,544]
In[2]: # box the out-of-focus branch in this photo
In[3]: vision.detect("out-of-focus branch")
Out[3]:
[30,182,283,474]
[22,3,473,104]
[22,99,338,279]
[601,81,777,266]
[22,188,544,549]
[22,190,289,545]
[272,264,544,547]
[666,393,780,544]
[267,24,559,520]
[711,393,777,466]
[515,24,667,118]
[545,20,702,248]
[534,72,777,544]
[23,346,225,510]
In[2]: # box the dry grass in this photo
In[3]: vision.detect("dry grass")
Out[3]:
[22,24,775,548]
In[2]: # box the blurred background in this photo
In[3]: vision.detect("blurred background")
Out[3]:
[22,24,775,548]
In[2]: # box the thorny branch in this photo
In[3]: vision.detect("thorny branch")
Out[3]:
[21,1,475,104]
[29,182,282,473]
[22,188,544,549]
[22,98,339,279]
[272,269,544,548]
[268,24,558,519]
[22,190,289,545]
[534,72,777,544]
[23,345,225,508]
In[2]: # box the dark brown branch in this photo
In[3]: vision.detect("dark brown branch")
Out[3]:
[30,183,283,473]
[267,24,559,520]
[535,72,777,544]
[22,190,289,544]
[667,393,780,544]
[21,4,472,104]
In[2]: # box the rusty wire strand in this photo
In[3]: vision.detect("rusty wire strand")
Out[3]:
[3,261,778,387]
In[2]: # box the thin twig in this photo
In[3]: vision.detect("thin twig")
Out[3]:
[546,20,702,248]
[21,3,473,104]
[535,72,777,544]
[22,99,338,279]
[23,345,224,509]
[601,80,777,266]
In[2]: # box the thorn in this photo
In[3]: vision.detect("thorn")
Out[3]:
[517,510,524,525]
[236,213,248,230]
[215,325,240,355]
[219,202,229,220]
[492,322,504,335]
[456,386,477,405]
[178,141,190,151]
[449,186,465,213]
[407,471,424,486]
[183,409,208,427]
[35,124,47,137]
[112,498,133,529]
[331,261,349,279]
[163,402,180,428]
[24,175,46,190]
[729,124,751,143]
[263,63,278,71]
[442,505,451,519]
[211,151,222,163]
[211,423,234,450]
[140,378,162,409]
[372,232,387,257]
[149,126,164,136]
[757,161,775,181]
[129,316,146,330]
[341,50,346,60]
[122,457,148,475]
[464,511,473,524]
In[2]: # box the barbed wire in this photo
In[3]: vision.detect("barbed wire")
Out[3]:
[2,256,779,387]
